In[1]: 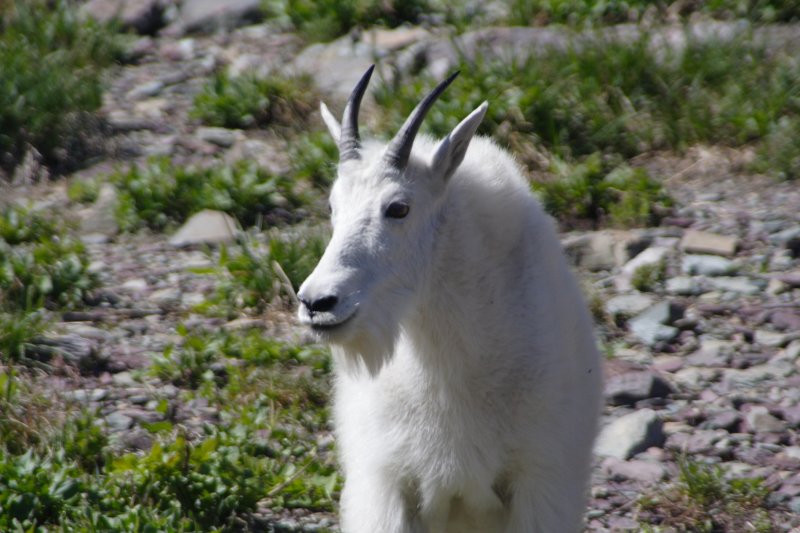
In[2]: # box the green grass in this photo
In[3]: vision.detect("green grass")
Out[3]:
[0,206,95,315]
[0,1,120,174]
[0,324,338,531]
[501,0,800,26]
[290,130,339,188]
[532,154,672,228]
[206,227,328,315]
[638,459,774,532]
[191,71,320,130]
[375,33,800,175]
[271,0,430,42]
[112,157,305,232]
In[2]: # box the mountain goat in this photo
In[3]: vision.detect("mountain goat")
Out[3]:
[297,65,602,532]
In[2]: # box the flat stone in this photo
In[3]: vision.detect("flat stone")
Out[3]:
[681,254,735,276]
[770,310,800,332]
[702,410,741,431]
[665,276,705,296]
[680,229,737,257]
[172,0,263,34]
[603,458,667,484]
[706,276,764,295]
[628,301,684,346]
[784,340,800,361]
[744,406,786,433]
[605,370,673,406]
[106,411,134,431]
[605,293,655,319]
[291,26,429,99]
[562,230,646,272]
[196,126,238,148]
[79,183,119,237]
[673,367,720,389]
[80,0,167,34]
[169,209,239,247]
[686,338,736,367]
[616,246,670,290]
[755,329,797,348]
[595,408,665,460]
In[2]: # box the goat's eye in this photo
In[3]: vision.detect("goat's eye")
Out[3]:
[385,201,410,219]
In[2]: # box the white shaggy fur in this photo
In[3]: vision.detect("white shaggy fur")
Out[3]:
[297,89,602,532]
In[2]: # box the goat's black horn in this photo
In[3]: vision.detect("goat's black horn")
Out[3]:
[339,64,375,162]
[385,71,459,170]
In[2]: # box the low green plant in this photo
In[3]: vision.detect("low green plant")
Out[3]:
[67,177,101,204]
[0,448,88,530]
[0,1,120,173]
[59,410,109,472]
[532,154,671,228]
[277,0,429,42]
[113,157,302,232]
[0,310,47,363]
[638,459,774,532]
[151,326,226,389]
[191,71,319,130]
[0,205,59,245]
[290,130,339,187]
[631,261,666,292]
[211,227,327,314]
[0,237,95,311]
[376,34,800,165]
[753,116,800,180]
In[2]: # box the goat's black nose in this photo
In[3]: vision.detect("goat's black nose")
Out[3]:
[302,295,338,314]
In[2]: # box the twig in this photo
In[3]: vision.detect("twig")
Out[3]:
[272,260,299,305]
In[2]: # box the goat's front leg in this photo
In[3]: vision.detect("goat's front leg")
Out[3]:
[339,469,423,533]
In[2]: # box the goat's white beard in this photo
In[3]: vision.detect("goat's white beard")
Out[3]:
[330,314,402,378]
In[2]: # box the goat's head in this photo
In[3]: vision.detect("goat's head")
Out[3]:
[297,65,487,373]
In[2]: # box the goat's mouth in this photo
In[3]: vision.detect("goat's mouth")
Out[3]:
[309,311,357,333]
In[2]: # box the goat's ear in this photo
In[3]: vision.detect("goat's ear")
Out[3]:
[431,101,488,183]
[320,102,341,142]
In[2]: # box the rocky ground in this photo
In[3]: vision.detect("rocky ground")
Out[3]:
[4,0,800,530]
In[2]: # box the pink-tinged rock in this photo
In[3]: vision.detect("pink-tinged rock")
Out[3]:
[744,405,787,433]
[680,229,738,257]
[603,458,667,484]
[770,310,800,332]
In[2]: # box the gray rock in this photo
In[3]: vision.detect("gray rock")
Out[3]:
[292,27,429,98]
[561,230,646,272]
[681,254,735,276]
[605,293,655,319]
[702,410,741,432]
[595,408,665,460]
[80,0,167,35]
[106,411,134,431]
[687,339,735,367]
[603,458,667,483]
[628,301,684,346]
[127,80,165,100]
[744,406,786,433]
[196,126,239,148]
[680,229,737,257]
[784,340,800,361]
[169,209,239,247]
[79,183,119,237]
[605,371,673,406]
[616,246,670,290]
[665,276,705,296]
[755,329,798,348]
[769,225,800,245]
[172,0,263,34]
[706,276,764,295]
[66,388,108,402]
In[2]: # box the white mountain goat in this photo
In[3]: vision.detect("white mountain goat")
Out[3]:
[297,65,602,533]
